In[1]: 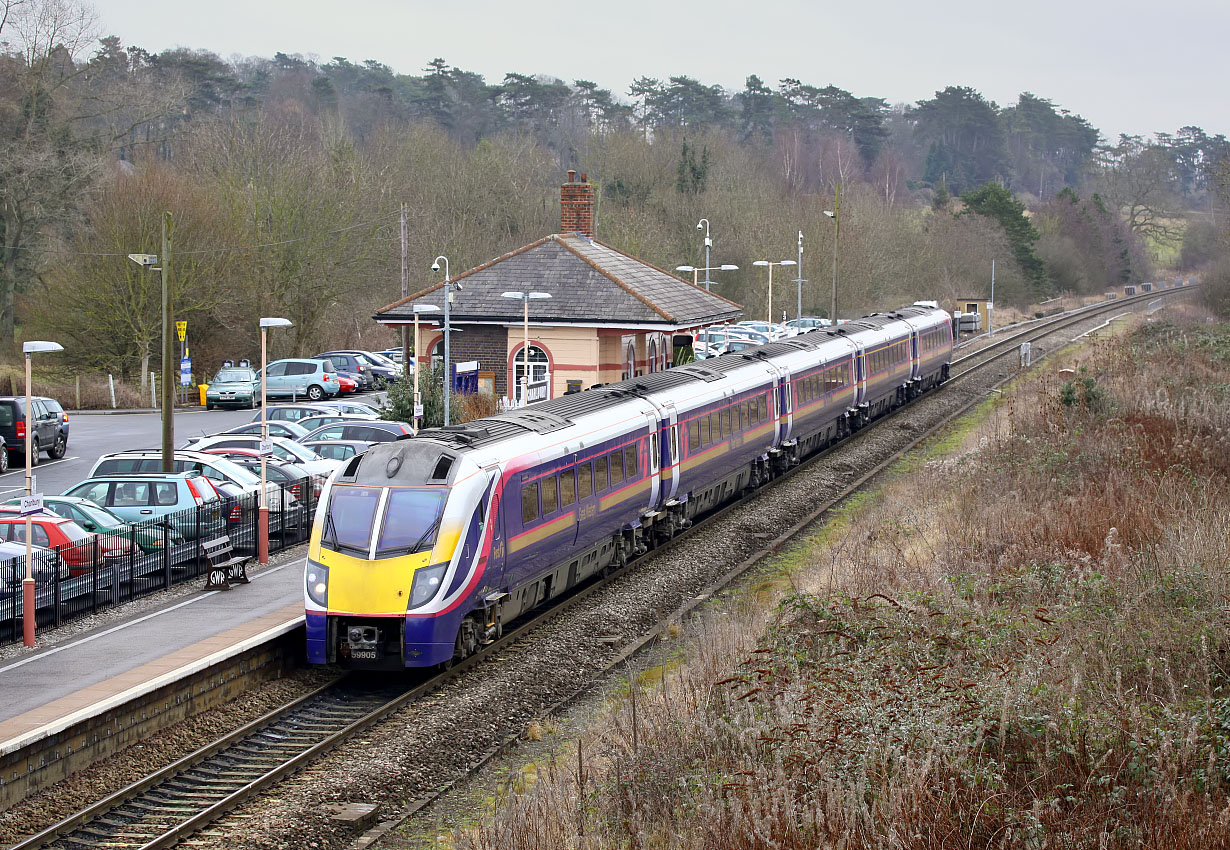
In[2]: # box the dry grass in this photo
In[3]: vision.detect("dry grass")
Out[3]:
[453,313,1230,850]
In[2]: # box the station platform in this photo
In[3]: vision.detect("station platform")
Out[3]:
[0,556,306,760]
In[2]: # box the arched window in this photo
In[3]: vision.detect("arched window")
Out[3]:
[648,339,658,373]
[624,342,636,380]
[513,345,550,405]
[428,339,445,373]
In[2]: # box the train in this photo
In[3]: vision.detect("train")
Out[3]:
[304,304,954,669]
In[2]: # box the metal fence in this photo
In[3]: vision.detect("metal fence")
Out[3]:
[0,474,324,647]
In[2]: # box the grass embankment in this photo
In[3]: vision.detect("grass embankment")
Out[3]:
[453,314,1230,849]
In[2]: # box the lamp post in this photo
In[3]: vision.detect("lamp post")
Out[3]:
[823,183,841,324]
[674,264,739,287]
[257,317,292,565]
[502,291,552,406]
[431,256,456,426]
[410,304,439,434]
[20,340,62,647]
[696,218,712,290]
[752,259,796,324]
[793,230,808,321]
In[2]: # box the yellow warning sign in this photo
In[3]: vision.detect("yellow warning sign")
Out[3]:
[176,321,187,342]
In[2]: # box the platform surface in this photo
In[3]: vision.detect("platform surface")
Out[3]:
[0,557,306,753]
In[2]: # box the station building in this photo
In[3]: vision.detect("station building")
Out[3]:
[374,172,742,405]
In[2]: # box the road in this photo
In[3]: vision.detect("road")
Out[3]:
[0,394,388,500]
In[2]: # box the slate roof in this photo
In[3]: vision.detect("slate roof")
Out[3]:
[375,234,742,328]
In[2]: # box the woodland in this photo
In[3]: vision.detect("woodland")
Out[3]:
[1,0,1227,378]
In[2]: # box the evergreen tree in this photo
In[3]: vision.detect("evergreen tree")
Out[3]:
[960,182,1048,294]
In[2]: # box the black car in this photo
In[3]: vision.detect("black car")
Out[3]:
[0,396,68,467]
[298,421,412,443]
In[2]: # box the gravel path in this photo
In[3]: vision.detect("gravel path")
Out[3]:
[5,302,1167,849]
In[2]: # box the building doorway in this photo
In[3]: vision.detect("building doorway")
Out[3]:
[513,345,550,405]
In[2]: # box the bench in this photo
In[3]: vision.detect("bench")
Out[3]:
[201,536,250,590]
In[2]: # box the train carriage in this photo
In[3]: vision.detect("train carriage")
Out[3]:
[305,304,953,669]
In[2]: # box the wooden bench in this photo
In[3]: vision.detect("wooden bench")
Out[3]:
[201,536,249,590]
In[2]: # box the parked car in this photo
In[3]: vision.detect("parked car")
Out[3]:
[334,373,358,394]
[204,367,259,410]
[317,350,402,388]
[89,450,279,505]
[256,358,341,402]
[783,317,831,334]
[250,404,336,424]
[299,421,412,443]
[319,400,382,417]
[0,395,68,467]
[0,540,68,593]
[313,352,374,391]
[376,347,404,364]
[223,420,312,441]
[0,494,184,553]
[0,508,135,572]
[298,439,373,462]
[218,455,316,501]
[186,434,342,477]
[63,472,224,540]
[293,413,374,434]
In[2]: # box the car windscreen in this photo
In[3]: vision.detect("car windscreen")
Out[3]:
[213,370,253,382]
[375,489,446,557]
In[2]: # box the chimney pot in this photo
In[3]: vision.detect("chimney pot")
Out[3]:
[579,172,587,183]
[567,169,576,182]
[560,171,595,238]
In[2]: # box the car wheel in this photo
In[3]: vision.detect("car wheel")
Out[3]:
[0,450,8,474]
[48,433,66,459]
[206,403,215,411]
[247,398,256,409]
[29,438,39,466]
[307,385,325,401]
[373,375,387,391]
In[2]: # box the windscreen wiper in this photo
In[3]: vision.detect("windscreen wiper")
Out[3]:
[384,512,443,557]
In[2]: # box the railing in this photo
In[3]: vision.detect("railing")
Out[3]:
[0,474,325,647]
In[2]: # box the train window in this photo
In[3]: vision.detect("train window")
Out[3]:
[650,434,659,469]
[578,463,593,499]
[560,469,576,508]
[759,394,769,421]
[742,401,752,425]
[521,482,539,524]
[700,415,710,445]
[733,403,742,431]
[721,408,731,436]
[596,455,609,491]
[541,476,559,515]
[688,419,700,452]
[624,444,638,478]
[610,450,625,485]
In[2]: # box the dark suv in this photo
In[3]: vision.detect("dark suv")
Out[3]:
[0,396,68,467]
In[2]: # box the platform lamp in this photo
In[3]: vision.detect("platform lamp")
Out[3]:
[502,291,552,407]
[674,264,739,287]
[410,304,440,434]
[21,340,62,647]
[752,259,796,324]
[258,317,292,565]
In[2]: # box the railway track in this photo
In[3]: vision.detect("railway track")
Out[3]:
[10,286,1192,850]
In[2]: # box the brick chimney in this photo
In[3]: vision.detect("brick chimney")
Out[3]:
[560,170,594,238]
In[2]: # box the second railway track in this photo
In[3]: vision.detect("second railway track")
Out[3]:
[8,286,1193,850]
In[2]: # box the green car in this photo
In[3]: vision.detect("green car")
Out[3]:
[0,495,185,553]
[206,367,258,410]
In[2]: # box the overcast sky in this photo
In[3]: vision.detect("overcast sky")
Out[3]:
[95,0,1228,141]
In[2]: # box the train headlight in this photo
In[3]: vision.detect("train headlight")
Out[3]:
[306,559,329,607]
[409,563,448,609]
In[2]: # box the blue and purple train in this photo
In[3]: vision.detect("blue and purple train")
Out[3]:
[304,304,954,669]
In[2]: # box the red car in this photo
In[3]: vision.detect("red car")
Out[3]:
[335,375,357,393]
[0,509,135,572]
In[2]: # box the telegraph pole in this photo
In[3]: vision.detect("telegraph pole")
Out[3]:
[400,203,410,378]
[794,229,807,321]
[161,212,174,472]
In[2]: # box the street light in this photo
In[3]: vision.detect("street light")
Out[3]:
[410,304,439,434]
[257,318,292,565]
[823,183,841,324]
[752,259,796,324]
[696,219,712,289]
[20,340,62,647]
[674,264,739,287]
[502,291,552,407]
[431,256,458,427]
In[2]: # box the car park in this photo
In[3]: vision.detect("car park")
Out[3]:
[313,352,374,391]
[64,472,226,540]
[0,494,184,553]
[89,450,276,503]
[0,395,68,466]
[299,420,412,443]
[256,358,341,402]
[218,455,315,500]
[204,366,259,410]
[293,412,374,434]
[319,400,381,417]
[317,350,402,388]
[223,420,312,440]
[0,508,135,571]
[783,317,831,333]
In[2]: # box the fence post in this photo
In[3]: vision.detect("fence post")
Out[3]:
[162,518,170,588]
[92,536,99,615]
[279,483,286,551]
[195,507,202,576]
[75,375,81,411]
[52,548,61,629]
[150,372,157,409]
[109,374,117,409]
[127,523,135,602]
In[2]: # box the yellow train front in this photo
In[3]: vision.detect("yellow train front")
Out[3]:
[304,439,500,669]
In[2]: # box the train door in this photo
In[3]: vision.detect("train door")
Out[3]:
[645,411,661,511]
[853,344,868,408]
[486,469,508,590]
[657,403,681,503]
[780,368,794,443]
[910,329,921,380]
